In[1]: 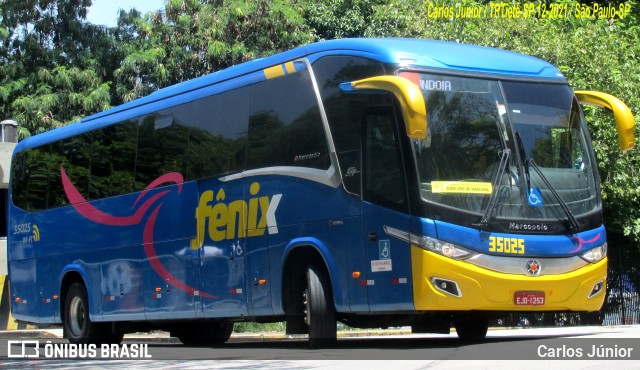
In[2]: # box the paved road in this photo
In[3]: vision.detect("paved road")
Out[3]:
[2,326,640,369]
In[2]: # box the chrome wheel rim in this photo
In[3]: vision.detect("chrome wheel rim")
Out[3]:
[68,296,85,336]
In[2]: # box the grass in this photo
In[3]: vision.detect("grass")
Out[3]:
[232,322,286,333]
[232,321,368,333]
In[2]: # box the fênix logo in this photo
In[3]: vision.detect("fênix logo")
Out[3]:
[190,182,282,250]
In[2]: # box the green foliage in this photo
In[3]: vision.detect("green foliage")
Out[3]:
[233,321,286,333]
[11,66,110,134]
[0,0,116,136]
[113,0,314,102]
[303,0,388,39]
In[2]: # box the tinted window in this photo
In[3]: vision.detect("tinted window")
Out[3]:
[188,88,249,180]
[10,153,28,210]
[13,147,50,211]
[135,104,189,189]
[246,66,330,170]
[363,106,408,211]
[90,120,137,199]
[49,134,92,207]
[312,56,387,195]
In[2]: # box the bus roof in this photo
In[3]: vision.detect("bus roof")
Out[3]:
[15,38,564,152]
[86,38,563,122]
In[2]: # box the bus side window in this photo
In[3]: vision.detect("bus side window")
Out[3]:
[49,134,92,208]
[246,67,329,171]
[362,106,408,212]
[10,153,28,210]
[23,147,50,211]
[187,87,249,180]
[311,55,387,196]
[135,105,189,189]
[90,121,137,199]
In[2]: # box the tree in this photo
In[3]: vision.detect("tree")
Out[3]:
[113,0,314,103]
[10,66,110,134]
[0,0,116,136]
[303,0,388,40]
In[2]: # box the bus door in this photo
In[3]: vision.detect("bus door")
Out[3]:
[194,177,249,318]
[361,105,414,311]
[143,181,200,320]
[244,179,273,317]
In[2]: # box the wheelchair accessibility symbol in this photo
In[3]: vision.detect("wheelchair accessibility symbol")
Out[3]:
[528,188,543,207]
[379,240,391,260]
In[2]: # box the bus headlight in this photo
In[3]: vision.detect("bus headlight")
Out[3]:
[411,235,475,260]
[580,243,607,263]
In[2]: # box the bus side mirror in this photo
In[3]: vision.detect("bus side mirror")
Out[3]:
[340,76,427,140]
[575,90,635,151]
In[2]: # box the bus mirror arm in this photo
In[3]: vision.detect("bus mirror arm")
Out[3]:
[339,76,428,140]
[575,90,635,152]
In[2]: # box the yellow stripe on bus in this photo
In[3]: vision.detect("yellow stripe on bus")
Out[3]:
[284,62,296,74]
[264,65,285,79]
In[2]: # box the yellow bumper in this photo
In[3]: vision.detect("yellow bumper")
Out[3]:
[411,246,606,311]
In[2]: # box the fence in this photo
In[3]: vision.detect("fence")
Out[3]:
[600,235,639,326]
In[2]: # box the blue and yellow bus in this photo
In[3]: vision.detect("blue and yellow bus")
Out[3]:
[7,38,635,347]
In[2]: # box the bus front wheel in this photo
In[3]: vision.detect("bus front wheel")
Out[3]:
[304,263,336,348]
[173,322,234,347]
[454,312,489,341]
[63,282,122,345]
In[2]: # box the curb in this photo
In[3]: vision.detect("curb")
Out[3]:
[0,330,60,339]
[0,328,414,342]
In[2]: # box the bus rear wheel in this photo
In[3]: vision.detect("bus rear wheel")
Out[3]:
[64,282,122,344]
[304,264,336,348]
[173,322,234,347]
[454,312,489,341]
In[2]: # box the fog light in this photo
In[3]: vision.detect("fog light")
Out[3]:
[588,280,604,298]
[431,277,461,297]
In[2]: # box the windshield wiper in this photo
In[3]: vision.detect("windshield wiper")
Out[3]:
[515,132,531,192]
[516,132,579,232]
[526,158,580,232]
[474,148,511,230]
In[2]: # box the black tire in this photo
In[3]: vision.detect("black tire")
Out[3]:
[174,322,234,347]
[454,313,489,341]
[304,264,336,348]
[64,282,122,345]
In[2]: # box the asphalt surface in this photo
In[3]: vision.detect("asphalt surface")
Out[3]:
[0,326,414,342]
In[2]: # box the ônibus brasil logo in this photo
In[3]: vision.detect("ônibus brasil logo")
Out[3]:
[61,167,281,298]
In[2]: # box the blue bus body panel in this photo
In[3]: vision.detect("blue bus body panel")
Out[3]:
[305,38,563,78]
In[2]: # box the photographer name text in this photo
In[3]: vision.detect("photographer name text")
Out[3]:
[538,344,634,358]
[426,2,633,19]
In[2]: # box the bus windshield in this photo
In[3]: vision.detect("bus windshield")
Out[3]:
[407,72,598,227]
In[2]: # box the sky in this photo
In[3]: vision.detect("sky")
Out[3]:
[86,0,165,27]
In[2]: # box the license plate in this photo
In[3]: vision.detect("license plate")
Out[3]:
[514,291,545,305]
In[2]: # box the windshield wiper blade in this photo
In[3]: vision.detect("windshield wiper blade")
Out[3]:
[526,158,580,232]
[515,132,531,192]
[474,148,511,229]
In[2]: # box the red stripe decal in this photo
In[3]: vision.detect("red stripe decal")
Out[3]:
[61,166,218,299]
